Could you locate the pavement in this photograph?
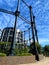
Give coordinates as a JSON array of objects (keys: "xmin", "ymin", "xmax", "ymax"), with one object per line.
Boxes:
[{"xmin": 19, "ymin": 57, "xmax": 49, "ymax": 65}]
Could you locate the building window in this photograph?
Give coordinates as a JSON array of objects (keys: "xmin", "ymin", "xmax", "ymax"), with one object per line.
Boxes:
[
  {"xmin": 3, "ymin": 36, "xmax": 7, "ymax": 42},
  {"xmin": 8, "ymin": 36, "xmax": 12, "ymax": 42},
  {"xmin": 10, "ymin": 30, "xmax": 13, "ymax": 35}
]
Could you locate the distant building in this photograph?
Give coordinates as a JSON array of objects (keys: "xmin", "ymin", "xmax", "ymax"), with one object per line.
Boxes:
[
  {"xmin": 0, "ymin": 27, "xmax": 28, "ymax": 49},
  {"xmin": 1, "ymin": 27, "xmax": 23, "ymax": 44},
  {"xmin": 16, "ymin": 29, "xmax": 23, "ymax": 44}
]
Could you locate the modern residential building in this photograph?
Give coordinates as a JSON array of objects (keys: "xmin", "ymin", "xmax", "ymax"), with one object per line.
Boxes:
[
  {"xmin": 0, "ymin": 27, "xmax": 28, "ymax": 49},
  {"xmin": 1, "ymin": 27, "xmax": 23, "ymax": 44}
]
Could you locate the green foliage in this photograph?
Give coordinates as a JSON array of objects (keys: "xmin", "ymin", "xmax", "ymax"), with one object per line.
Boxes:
[
  {"xmin": 43, "ymin": 45, "xmax": 49, "ymax": 57},
  {"xmin": 0, "ymin": 42, "xmax": 11, "ymax": 55},
  {"xmin": 36, "ymin": 42, "xmax": 42, "ymax": 54},
  {"xmin": 14, "ymin": 46, "xmax": 32, "ymax": 56},
  {"xmin": 0, "ymin": 53, "xmax": 6, "ymax": 57},
  {"xmin": 0, "ymin": 42, "xmax": 11, "ymax": 44},
  {"xmin": 29, "ymin": 42, "xmax": 42, "ymax": 54},
  {"xmin": 16, "ymin": 53, "xmax": 32, "ymax": 56},
  {"xmin": 23, "ymin": 47, "xmax": 29, "ymax": 53},
  {"xmin": 14, "ymin": 48, "xmax": 20, "ymax": 55}
]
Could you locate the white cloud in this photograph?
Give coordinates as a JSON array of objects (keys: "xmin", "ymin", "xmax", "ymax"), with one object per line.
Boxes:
[
  {"xmin": 39, "ymin": 38, "xmax": 49, "ymax": 44},
  {"xmin": 35, "ymin": 0, "xmax": 40, "ymax": 6}
]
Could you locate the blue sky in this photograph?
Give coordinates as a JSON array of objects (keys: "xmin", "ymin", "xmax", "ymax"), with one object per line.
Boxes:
[{"xmin": 0, "ymin": 0, "xmax": 49, "ymax": 46}]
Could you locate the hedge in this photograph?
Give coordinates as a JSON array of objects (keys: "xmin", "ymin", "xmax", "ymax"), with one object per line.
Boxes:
[{"xmin": 0, "ymin": 53, "xmax": 6, "ymax": 57}]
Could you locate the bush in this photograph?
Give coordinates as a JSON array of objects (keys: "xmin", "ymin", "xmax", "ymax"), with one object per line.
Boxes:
[
  {"xmin": 43, "ymin": 45, "xmax": 49, "ymax": 57},
  {"xmin": 36, "ymin": 42, "xmax": 42, "ymax": 54},
  {"xmin": 0, "ymin": 53, "xmax": 6, "ymax": 57},
  {"xmin": 14, "ymin": 48, "xmax": 20, "ymax": 55},
  {"xmin": 21, "ymin": 53, "xmax": 32, "ymax": 56},
  {"xmin": 16, "ymin": 53, "xmax": 32, "ymax": 56},
  {"xmin": 0, "ymin": 42, "xmax": 11, "ymax": 55},
  {"xmin": 14, "ymin": 47, "xmax": 32, "ymax": 56},
  {"xmin": 0, "ymin": 42, "xmax": 11, "ymax": 44},
  {"xmin": 29, "ymin": 42, "xmax": 42, "ymax": 54}
]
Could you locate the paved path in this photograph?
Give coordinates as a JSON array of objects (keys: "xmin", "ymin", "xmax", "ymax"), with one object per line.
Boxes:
[{"xmin": 19, "ymin": 57, "xmax": 49, "ymax": 65}]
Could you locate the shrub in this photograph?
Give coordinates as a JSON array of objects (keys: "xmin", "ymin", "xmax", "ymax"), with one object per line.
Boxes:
[
  {"xmin": 14, "ymin": 47, "xmax": 32, "ymax": 56},
  {"xmin": 14, "ymin": 48, "xmax": 19, "ymax": 55},
  {"xmin": 43, "ymin": 45, "xmax": 49, "ymax": 57},
  {"xmin": 0, "ymin": 42, "xmax": 11, "ymax": 44},
  {"xmin": 29, "ymin": 42, "xmax": 42, "ymax": 54},
  {"xmin": 21, "ymin": 53, "xmax": 32, "ymax": 56},
  {"xmin": 36, "ymin": 42, "xmax": 42, "ymax": 54},
  {"xmin": 16, "ymin": 53, "xmax": 32, "ymax": 56},
  {"xmin": 0, "ymin": 53, "xmax": 6, "ymax": 57},
  {"xmin": 0, "ymin": 42, "xmax": 11, "ymax": 55}
]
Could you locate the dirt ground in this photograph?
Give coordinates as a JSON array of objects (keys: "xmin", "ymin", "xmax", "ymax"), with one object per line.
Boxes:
[{"xmin": 19, "ymin": 57, "xmax": 49, "ymax": 65}]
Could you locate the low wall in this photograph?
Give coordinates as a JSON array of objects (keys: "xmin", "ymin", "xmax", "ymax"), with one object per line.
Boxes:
[
  {"xmin": 0, "ymin": 56, "xmax": 36, "ymax": 65},
  {"xmin": 0, "ymin": 55, "xmax": 44, "ymax": 65},
  {"xmin": 39, "ymin": 54, "xmax": 44, "ymax": 60}
]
